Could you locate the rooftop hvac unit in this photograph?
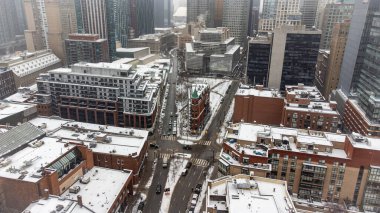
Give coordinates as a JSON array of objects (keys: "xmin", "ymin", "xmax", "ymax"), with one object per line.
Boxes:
[{"xmin": 80, "ymin": 176, "xmax": 91, "ymax": 184}]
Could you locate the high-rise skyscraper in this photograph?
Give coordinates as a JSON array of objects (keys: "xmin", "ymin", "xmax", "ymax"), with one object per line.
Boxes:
[
  {"xmin": 338, "ymin": 0, "xmax": 377, "ymax": 95},
  {"xmin": 75, "ymin": 0, "xmax": 117, "ymax": 60},
  {"xmin": 247, "ymin": 26, "xmax": 320, "ymax": 89},
  {"xmin": 248, "ymin": 0, "xmax": 261, "ymax": 35},
  {"xmin": 115, "ymin": 0, "xmax": 129, "ymax": 47},
  {"xmin": 137, "ymin": 0, "xmax": 155, "ymax": 35},
  {"xmin": 319, "ymin": 2, "xmax": 354, "ymax": 49},
  {"xmin": 315, "ymin": 21, "xmax": 350, "ymax": 99},
  {"xmin": 187, "ymin": 0, "xmax": 213, "ymax": 26},
  {"xmin": 222, "ymin": 0, "xmax": 250, "ymax": 45},
  {"xmin": 260, "ymin": 0, "xmax": 302, "ymax": 31},
  {"xmin": 300, "ymin": 0, "xmax": 319, "ymax": 28},
  {"xmin": 213, "ymin": 0, "xmax": 224, "ymax": 27},
  {"xmin": 24, "ymin": 0, "xmax": 77, "ymax": 63},
  {"xmin": 154, "ymin": 0, "xmax": 173, "ymax": 28}
]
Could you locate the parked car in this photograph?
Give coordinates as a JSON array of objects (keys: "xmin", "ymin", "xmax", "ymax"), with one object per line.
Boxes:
[
  {"xmin": 183, "ymin": 145, "xmax": 192, "ymax": 150},
  {"xmin": 156, "ymin": 184, "xmax": 162, "ymax": 194},
  {"xmin": 137, "ymin": 201, "xmax": 145, "ymax": 210},
  {"xmin": 182, "ymin": 169, "xmax": 188, "ymax": 176},
  {"xmin": 186, "ymin": 162, "xmax": 192, "ymax": 169},
  {"xmin": 194, "ymin": 183, "xmax": 202, "ymax": 194}
]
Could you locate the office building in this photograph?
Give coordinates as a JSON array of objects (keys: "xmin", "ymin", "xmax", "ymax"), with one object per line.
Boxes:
[
  {"xmin": 115, "ymin": 0, "xmax": 130, "ymax": 48},
  {"xmin": 154, "ymin": 0, "xmax": 173, "ymax": 28},
  {"xmin": 260, "ymin": 0, "xmax": 302, "ymax": 32},
  {"xmin": 127, "ymin": 0, "xmax": 154, "ymax": 38},
  {"xmin": 248, "ymin": 0, "xmax": 261, "ymax": 35},
  {"xmin": 0, "ymin": 69, "xmax": 17, "ymax": 99},
  {"xmin": 300, "ymin": 0, "xmax": 319, "ymax": 28},
  {"xmin": 233, "ymin": 84, "xmax": 340, "ymax": 132},
  {"xmin": 315, "ymin": 21, "xmax": 350, "ymax": 99},
  {"xmin": 127, "ymin": 32, "xmax": 177, "ymax": 54},
  {"xmin": 206, "ymin": 174, "xmax": 297, "ymax": 213},
  {"xmin": 185, "ymin": 28, "xmax": 240, "ymax": 75},
  {"xmin": 338, "ymin": 0, "xmax": 377, "ymax": 95},
  {"xmin": 65, "ymin": 34, "xmax": 110, "ymax": 66},
  {"xmin": 222, "ymin": 0, "xmax": 250, "ymax": 45},
  {"xmin": 36, "ymin": 62, "xmax": 166, "ymax": 129},
  {"xmin": 189, "ymin": 84, "xmax": 210, "ymax": 134},
  {"xmin": 187, "ymin": 0, "xmax": 212, "ymax": 26},
  {"xmin": 75, "ymin": 0, "xmax": 117, "ymax": 60},
  {"xmin": 213, "ymin": 0, "xmax": 224, "ymax": 27},
  {"xmin": 246, "ymin": 36, "xmax": 272, "ymax": 86},
  {"xmin": 0, "ymin": 50, "xmax": 62, "ymax": 88},
  {"xmin": 24, "ymin": 0, "xmax": 77, "ymax": 63},
  {"xmin": 219, "ymin": 122, "xmax": 380, "ymax": 211},
  {"xmin": 247, "ymin": 26, "xmax": 321, "ymax": 90},
  {"xmin": 319, "ymin": 2, "xmax": 354, "ymax": 49}
]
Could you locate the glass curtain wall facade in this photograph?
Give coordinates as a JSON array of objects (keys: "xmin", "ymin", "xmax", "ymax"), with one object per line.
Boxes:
[{"xmin": 247, "ymin": 42, "xmax": 272, "ymax": 86}]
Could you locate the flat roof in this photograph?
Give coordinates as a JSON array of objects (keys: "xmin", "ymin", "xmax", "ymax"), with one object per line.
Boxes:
[
  {"xmin": 29, "ymin": 116, "xmax": 71, "ymax": 133},
  {"xmin": 0, "ymin": 137, "xmax": 75, "ymax": 182},
  {"xmin": 116, "ymin": 47, "xmax": 149, "ymax": 53},
  {"xmin": 0, "ymin": 102, "xmax": 37, "ymax": 120},
  {"xmin": 285, "ymin": 102, "xmax": 339, "ymax": 115},
  {"xmin": 24, "ymin": 195, "xmax": 92, "ymax": 213},
  {"xmin": 235, "ymin": 87, "xmax": 282, "ymax": 98},
  {"xmin": 207, "ymin": 175, "xmax": 296, "ymax": 213},
  {"xmin": 4, "ymin": 84, "xmax": 38, "ymax": 103},
  {"xmin": 61, "ymin": 167, "xmax": 132, "ymax": 213}
]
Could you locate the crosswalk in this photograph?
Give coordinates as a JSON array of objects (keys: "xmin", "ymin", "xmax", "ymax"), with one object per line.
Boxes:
[
  {"xmin": 190, "ymin": 158, "xmax": 209, "ymax": 167},
  {"xmin": 198, "ymin": 140, "xmax": 211, "ymax": 146},
  {"xmin": 159, "ymin": 153, "xmax": 173, "ymax": 159},
  {"xmin": 161, "ymin": 135, "xmax": 177, "ymax": 141},
  {"xmin": 157, "ymin": 154, "xmax": 209, "ymax": 167}
]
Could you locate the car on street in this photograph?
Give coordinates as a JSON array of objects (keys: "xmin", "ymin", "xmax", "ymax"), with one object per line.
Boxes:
[
  {"xmin": 182, "ymin": 169, "xmax": 188, "ymax": 176},
  {"xmin": 185, "ymin": 162, "xmax": 192, "ymax": 169},
  {"xmin": 183, "ymin": 145, "xmax": 192, "ymax": 150},
  {"xmin": 149, "ymin": 143, "xmax": 159, "ymax": 149},
  {"xmin": 156, "ymin": 184, "xmax": 162, "ymax": 194},
  {"xmin": 137, "ymin": 201, "xmax": 145, "ymax": 210}
]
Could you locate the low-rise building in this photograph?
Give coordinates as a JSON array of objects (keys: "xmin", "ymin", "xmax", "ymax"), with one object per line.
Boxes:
[
  {"xmin": 189, "ymin": 84, "xmax": 210, "ymax": 134},
  {"xmin": 0, "ymin": 116, "xmax": 145, "ymax": 212},
  {"xmin": 185, "ymin": 27, "xmax": 240, "ymax": 76},
  {"xmin": 36, "ymin": 62, "xmax": 167, "ymax": 130},
  {"xmin": 220, "ymin": 122, "xmax": 380, "ymax": 211},
  {"xmin": 0, "ymin": 101, "xmax": 37, "ymax": 126},
  {"xmin": 115, "ymin": 47, "xmax": 159, "ymax": 66},
  {"xmin": 206, "ymin": 174, "xmax": 297, "ymax": 213},
  {"xmin": 0, "ymin": 50, "xmax": 61, "ymax": 88},
  {"xmin": 233, "ymin": 84, "xmax": 341, "ymax": 133},
  {"xmin": 127, "ymin": 32, "xmax": 177, "ymax": 54}
]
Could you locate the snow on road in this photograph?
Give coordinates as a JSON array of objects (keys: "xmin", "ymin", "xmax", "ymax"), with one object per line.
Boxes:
[
  {"xmin": 131, "ymin": 193, "xmax": 147, "ymax": 212},
  {"xmin": 217, "ymin": 99, "xmax": 235, "ymax": 144},
  {"xmin": 160, "ymin": 158, "xmax": 189, "ymax": 212},
  {"xmin": 194, "ymin": 166, "xmax": 215, "ymax": 213}
]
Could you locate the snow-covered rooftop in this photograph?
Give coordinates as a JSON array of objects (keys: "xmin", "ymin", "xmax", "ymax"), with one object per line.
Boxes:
[
  {"xmin": 24, "ymin": 195, "xmax": 92, "ymax": 213},
  {"xmin": 285, "ymin": 102, "xmax": 339, "ymax": 115},
  {"xmin": 0, "ymin": 137, "xmax": 75, "ymax": 183},
  {"xmin": 235, "ymin": 87, "xmax": 282, "ymax": 98},
  {"xmin": 207, "ymin": 175, "xmax": 296, "ymax": 213},
  {"xmin": 2, "ymin": 50, "xmax": 61, "ymax": 78},
  {"xmin": 61, "ymin": 167, "xmax": 132, "ymax": 213},
  {"xmin": 0, "ymin": 102, "xmax": 37, "ymax": 120}
]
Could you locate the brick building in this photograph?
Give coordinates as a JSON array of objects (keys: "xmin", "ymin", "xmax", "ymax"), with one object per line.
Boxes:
[
  {"xmin": 189, "ymin": 84, "xmax": 210, "ymax": 134},
  {"xmin": 0, "ymin": 117, "xmax": 146, "ymax": 212},
  {"xmin": 65, "ymin": 34, "xmax": 109, "ymax": 66},
  {"xmin": 219, "ymin": 122, "xmax": 380, "ymax": 212},
  {"xmin": 343, "ymin": 99, "xmax": 380, "ymax": 137},
  {"xmin": 233, "ymin": 84, "xmax": 341, "ymax": 133}
]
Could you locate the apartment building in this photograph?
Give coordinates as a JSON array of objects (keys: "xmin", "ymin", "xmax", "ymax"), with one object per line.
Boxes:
[
  {"xmin": 189, "ymin": 84, "xmax": 210, "ymax": 134},
  {"xmin": 0, "ymin": 50, "xmax": 62, "ymax": 88},
  {"xmin": 219, "ymin": 122, "xmax": 380, "ymax": 211},
  {"xmin": 233, "ymin": 84, "xmax": 340, "ymax": 133},
  {"xmin": 65, "ymin": 34, "xmax": 109, "ymax": 66},
  {"xmin": 36, "ymin": 62, "xmax": 166, "ymax": 130}
]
